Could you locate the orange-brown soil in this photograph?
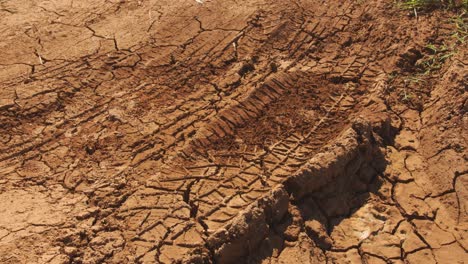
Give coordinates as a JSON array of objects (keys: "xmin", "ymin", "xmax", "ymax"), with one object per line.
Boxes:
[{"xmin": 0, "ymin": 0, "xmax": 466, "ymax": 263}]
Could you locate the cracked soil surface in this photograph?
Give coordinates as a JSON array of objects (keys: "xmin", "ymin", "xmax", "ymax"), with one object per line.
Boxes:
[{"xmin": 0, "ymin": 0, "xmax": 467, "ymax": 263}]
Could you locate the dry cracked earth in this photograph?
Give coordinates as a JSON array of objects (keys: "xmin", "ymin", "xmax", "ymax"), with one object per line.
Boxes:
[{"xmin": 0, "ymin": 0, "xmax": 467, "ymax": 263}]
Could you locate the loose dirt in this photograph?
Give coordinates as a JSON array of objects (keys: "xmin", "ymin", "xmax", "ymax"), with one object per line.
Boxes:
[{"xmin": 0, "ymin": 0, "xmax": 466, "ymax": 263}]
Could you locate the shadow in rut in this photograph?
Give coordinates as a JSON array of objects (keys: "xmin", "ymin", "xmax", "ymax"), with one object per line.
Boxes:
[{"xmin": 248, "ymin": 145, "xmax": 388, "ymax": 263}]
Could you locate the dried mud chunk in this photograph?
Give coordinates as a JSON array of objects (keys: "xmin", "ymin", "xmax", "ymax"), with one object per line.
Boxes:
[
  {"xmin": 139, "ymin": 224, "xmax": 167, "ymax": 243},
  {"xmin": 425, "ymin": 193, "xmax": 464, "ymax": 236},
  {"xmin": 404, "ymin": 153, "xmax": 425, "ymax": 172},
  {"xmin": 0, "ymin": 189, "xmax": 71, "ymax": 229},
  {"xmin": 84, "ymin": 231, "xmax": 125, "ymax": 263},
  {"xmin": 433, "ymin": 242, "xmax": 466, "ymax": 264},
  {"xmin": 394, "ymin": 182, "xmax": 433, "ymax": 218},
  {"xmin": 395, "ymin": 221, "xmax": 426, "ymax": 253},
  {"xmin": 173, "ymin": 223, "xmax": 205, "ymax": 246},
  {"xmin": 304, "ymin": 219, "xmax": 332, "ymax": 250},
  {"xmin": 284, "ymin": 127, "xmax": 362, "ymax": 199},
  {"xmin": 361, "ymin": 233, "xmax": 401, "ymax": 260},
  {"xmin": 208, "ymin": 206, "xmax": 268, "ymax": 264},
  {"xmin": 139, "ymin": 249, "xmax": 158, "ymax": 264},
  {"xmin": 176, "ymin": 247, "xmax": 211, "ymax": 264},
  {"xmin": 254, "ymin": 232, "xmax": 284, "ymax": 260},
  {"xmin": 400, "ymin": 109, "xmax": 422, "ymax": 131},
  {"xmin": 424, "ymin": 150, "xmax": 465, "ymax": 196},
  {"xmin": 75, "ymin": 207, "xmax": 99, "ymax": 220},
  {"xmin": 327, "ymin": 248, "xmax": 362, "ymax": 264},
  {"xmin": 159, "ymin": 245, "xmax": 191, "ymax": 264},
  {"xmin": 405, "ymin": 249, "xmax": 436, "ymax": 264},
  {"xmin": 412, "ymin": 220, "xmax": 456, "ymax": 249},
  {"xmin": 283, "ymin": 224, "xmax": 301, "ymax": 242},
  {"xmin": 262, "ymin": 187, "xmax": 289, "ymax": 223},
  {"xmin": 396, "ymin": 48, "xmax": 422, "ymax": 72},
  {"xmin": 0, "ymin": 87, "xmax": 15, "ymax": 109},
  {"xmin": 17, "ymin": 160, "xmax": 51, "ymax": 179},
  {"xmin": 63, "ymin": 246, "xmax": 78, "ymax": 257},
  {"xmin": 63, "ymin": 170, "xmax": 84, "ymax": 190},
  {"xmin": 330, "ymin": 204, "xmax": 385, "ymax": 250},
  {"xmin": 207, "ymin": 187, "xmax": 288, "ymax": 263},
  {"xmin": 276, "ymin": 233, "xmax": 324, "ymax": 263},
  {"xmin": 280, "ymin": 205, "xmax": 303, "ymax": 242},
  {"xmin": 44, "ymin": 253, "xmax": 69, "ymax": 264},
  {"xmin": 395, "ymin": 129, "xmax": 419, "ymax": 150},
  {"xmin": 361, "ymin": 254, "xmax": 387, "ymax": 264}
]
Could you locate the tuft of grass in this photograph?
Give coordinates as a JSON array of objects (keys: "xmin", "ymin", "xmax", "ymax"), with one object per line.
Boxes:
[
  {"xmin": 399, "ymin": 0, "xmax": 468, "ymax": 10},
  {"xmin": 416, "ymin": 43, "xmax": 454, "ymax": 74},
  {"xmin": 450, "ymin": 12, "xmax": 468, "ymax": 43}
]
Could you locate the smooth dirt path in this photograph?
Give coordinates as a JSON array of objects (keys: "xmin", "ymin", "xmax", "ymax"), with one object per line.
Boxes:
[{"xmin": 0, "ymin": 0, "xmax": 466, "ymax": 263}]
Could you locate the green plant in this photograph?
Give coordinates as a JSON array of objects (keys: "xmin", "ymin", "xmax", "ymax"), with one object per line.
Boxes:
[
  {"xmin": 415, "ymin": 43, "xmax": 455, "ymax": 74},
  {"xmin": 400, "ymin": 89, "xmax": 414, "ymax": 101},
  {"xmin": 404, "ymin": 76, "xmax": 424, "ymax": 83},
  {"xmin": 450, "ymin": 13, "xmax": 468, "ymax": 43},
  {"xmin": 399, "ymin": 0, "xmax": 468, "ymax": 10}
]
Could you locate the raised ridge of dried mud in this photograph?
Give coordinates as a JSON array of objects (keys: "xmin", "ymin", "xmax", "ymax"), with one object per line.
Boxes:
[
  {"xmin": 203, "ymin": 117, "xmax": 386, "ymax": 263},
  {"xmin": 0, "ymin": 0, "xmax": 466, "ymax": 263}
]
